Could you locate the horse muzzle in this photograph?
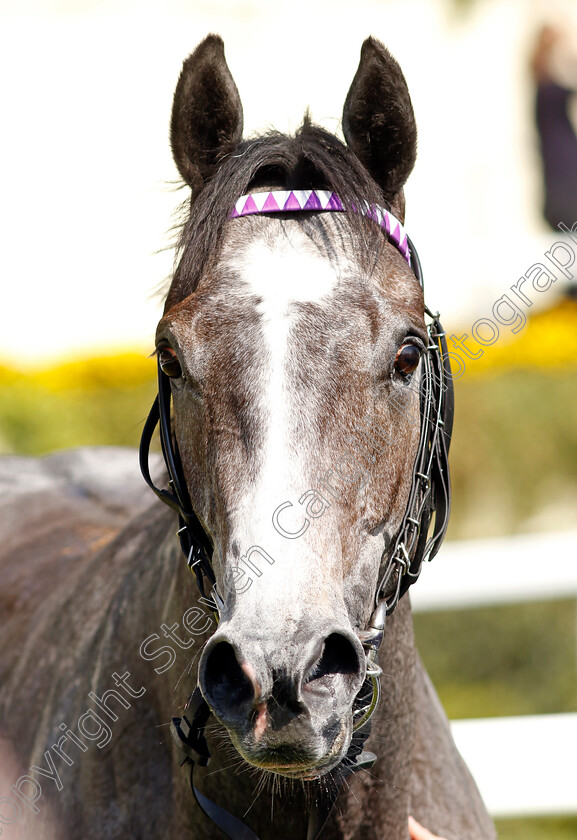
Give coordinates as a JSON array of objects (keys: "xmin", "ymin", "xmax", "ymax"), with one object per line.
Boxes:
[{"xmin": 198, "ymin": 623, "xmax": 366, "ymax": 777}]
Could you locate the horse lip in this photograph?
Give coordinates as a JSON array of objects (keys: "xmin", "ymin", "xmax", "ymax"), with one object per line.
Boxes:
[
  {"xmin": 235, "ymin": 715, "xmax": 350, "ymax": 779},
  {"xmin": 254, "ymin": 751, "xmax": 344, "ymax": 780},
  {"xmin": 250, "ymin": 756, "xmax": 339, "ymax": 779}
]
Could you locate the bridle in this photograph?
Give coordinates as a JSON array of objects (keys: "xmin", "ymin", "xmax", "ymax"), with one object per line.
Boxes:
[{"xmin": 139, "ymin": 189, "xmax": 454, "ymax": 840}]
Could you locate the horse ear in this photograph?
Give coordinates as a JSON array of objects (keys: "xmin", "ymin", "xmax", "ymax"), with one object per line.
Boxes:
[
  {"xmin": 171, "ymin": 35, "xmax": 243, "ymax": 193},
  {"xmin": 342, "ymin": 38, "xmax": 417, "ymax": 211}
]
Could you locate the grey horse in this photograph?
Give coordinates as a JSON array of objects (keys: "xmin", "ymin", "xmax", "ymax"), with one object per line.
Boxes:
[{"xmin": 0, "ymin": 36, "xmax": 496, "ymax": 840}]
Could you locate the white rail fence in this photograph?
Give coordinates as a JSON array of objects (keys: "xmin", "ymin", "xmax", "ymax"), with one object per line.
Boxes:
[{"xmin": 411, "ymin": 529, "xmax": 577, "ymax": 819}]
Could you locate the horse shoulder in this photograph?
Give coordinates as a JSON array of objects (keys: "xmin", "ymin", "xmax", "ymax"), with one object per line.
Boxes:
[
  {"xmin": 409, "ymin": 655, "xmax": 497, "ymax": 840},
  {"xmin": 0, "ymin": 450, "xmax": 188, "ymax": 840}
]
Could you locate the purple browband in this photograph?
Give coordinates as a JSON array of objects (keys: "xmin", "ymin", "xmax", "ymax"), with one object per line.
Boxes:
[{"xmin": 229, "ymin": 190, "xmax": 411, "ymax": 266}]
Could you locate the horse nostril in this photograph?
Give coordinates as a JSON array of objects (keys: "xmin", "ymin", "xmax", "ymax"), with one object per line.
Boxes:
[
  {"xmin": 201, "ymin": 640, "xmax": 255, "ymax": 716},
  {"xmin": 304, "ymin": 632, "xmax": 364, "ymax": 692}
]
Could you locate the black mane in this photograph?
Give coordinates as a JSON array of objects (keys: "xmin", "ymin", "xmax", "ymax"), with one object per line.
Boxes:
[{"xmin": 166, "ymin": 120, "xmax": 390, "ymax": 309}]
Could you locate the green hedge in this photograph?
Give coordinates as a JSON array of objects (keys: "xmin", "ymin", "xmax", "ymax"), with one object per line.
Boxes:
[{"xmin": 3, "ymin": 359, "xmax": 576, "ymax": 539}]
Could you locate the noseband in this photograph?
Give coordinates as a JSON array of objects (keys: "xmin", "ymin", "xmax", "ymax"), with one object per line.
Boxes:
[{"xmin": 139, "ymin": 189, "xmax": 454, "ymax": 840}]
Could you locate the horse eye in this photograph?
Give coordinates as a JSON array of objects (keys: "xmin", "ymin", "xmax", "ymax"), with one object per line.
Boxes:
[
  {"xmin": 158, "ymin": 347, "xmax": 183, "ymax": 379},
  {"xmin": 394, "ymin": 344, "xmax": 421, "ymax": 376}
]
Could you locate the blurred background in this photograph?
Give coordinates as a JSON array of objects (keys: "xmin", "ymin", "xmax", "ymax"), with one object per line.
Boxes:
[{"xmin": 1, "ymin": 0, "xmax": 576, "ymax": 837}]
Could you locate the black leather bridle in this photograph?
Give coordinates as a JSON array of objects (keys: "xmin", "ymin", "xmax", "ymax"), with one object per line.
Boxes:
[
  {"xmin": 139, "ymin": 224, "xmax": 454, "ymax": 840},
  {"xmin": 139, "ymin": 366, "xmax": 216, "ymax": 600}
]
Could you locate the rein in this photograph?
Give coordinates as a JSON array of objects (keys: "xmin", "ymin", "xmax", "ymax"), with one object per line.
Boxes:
[{"xmin": 139, "ymin": 190, "xmax": 454, "ymax": 840}]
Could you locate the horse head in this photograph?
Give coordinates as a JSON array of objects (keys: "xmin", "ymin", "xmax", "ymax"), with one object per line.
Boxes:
[{"xmin": 144, "ymin": 35, "xmax": 450, "ymax": 783}]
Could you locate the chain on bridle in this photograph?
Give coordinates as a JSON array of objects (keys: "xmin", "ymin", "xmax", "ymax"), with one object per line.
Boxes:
[
  {"xmin": 355, "ymin": 242, "xmax": 454, "ymax": 721},
  {"xmin": 138, "ymin": 192, "xmax": 454, "ymax": 840}
]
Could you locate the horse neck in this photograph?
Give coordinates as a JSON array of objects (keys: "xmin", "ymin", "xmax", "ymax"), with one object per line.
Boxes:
[
  {"xmin": 104, "ymin": 503, "xmax": 214, "ymax": 705},
  {"xmin": 323, "ymin": 595, "xmax": 416, "ymax": 840}
]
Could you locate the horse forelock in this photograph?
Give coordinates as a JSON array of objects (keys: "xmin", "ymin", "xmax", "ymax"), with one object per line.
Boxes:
[{"xmin": 164, "ymin": 120, "xmax": 393, "ymax": 311}]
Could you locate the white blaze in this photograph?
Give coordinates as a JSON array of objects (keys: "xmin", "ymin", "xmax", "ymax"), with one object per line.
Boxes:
[
  {"xmin": 231, "ymin": 233, "xmax": 342, "ymax": 610},
  {"xmin": 244, "ymin": 234, "xmax": 338, "ymax": 494}
]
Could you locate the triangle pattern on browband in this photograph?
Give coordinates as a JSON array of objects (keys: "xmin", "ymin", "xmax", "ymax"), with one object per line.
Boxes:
[{"xmin": 229, "ymin": 190, "xmax": 411, "ymax": 266}]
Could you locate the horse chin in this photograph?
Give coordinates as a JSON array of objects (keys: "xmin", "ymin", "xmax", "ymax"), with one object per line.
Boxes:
[
  {"xmin": 262, "ymin": 753, "xmax": 346, "ymax": 781},
  {"xmin": 229, "ymin": 716, "xmax": 351, "ymax": 780}
]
